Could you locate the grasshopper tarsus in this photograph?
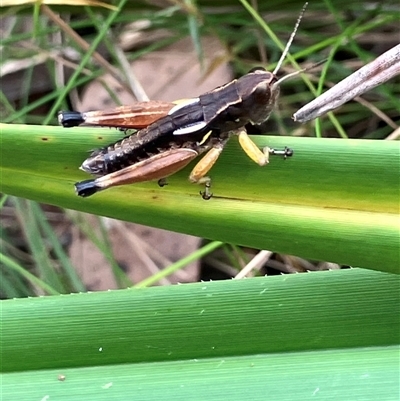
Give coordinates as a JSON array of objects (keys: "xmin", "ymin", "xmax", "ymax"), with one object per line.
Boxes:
[
  {"xmin": 158, "ymin": 178, "xmax": 168, "ymax": 187},
  {"xmin": 269, "ymin": 146, "xmax": 294, "ymax": 159},
  {"xmin": 200, "ymin": 182, "xmax": 213, "ymax": 200},
  {"xmin": 200, "ymin": 190, "xmax": 213, "ymax": 200}
]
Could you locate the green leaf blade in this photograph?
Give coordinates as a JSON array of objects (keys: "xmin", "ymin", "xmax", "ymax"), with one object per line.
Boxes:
[
  {"xmin": 1, "ymin": 124, "xmax": 399, "ymax": 272},
  {"xmin": 2, "ymin": 269, "xmax": 399, "ymax": 373}
]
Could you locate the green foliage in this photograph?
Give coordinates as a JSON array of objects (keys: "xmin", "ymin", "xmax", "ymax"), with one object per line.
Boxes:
[
  {"xmin": 1, "ymin": 123, "xmax": 399, "ymax": 272},
  {"xmin": 2, "ymin": 269, "xmax": 399, "ymax": 400}
]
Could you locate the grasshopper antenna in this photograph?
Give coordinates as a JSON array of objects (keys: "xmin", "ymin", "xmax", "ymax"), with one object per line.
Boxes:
[
  {"xmin": 272, "ymin": 2, "xmax": 308, "ymax": 76},
  {"xmin": 276, "ymin": 58, "xmax": 326, "ymax": 85},
  {"xmin": 271, "ymin": 3, "xmax": 325, "ymax": 87}
]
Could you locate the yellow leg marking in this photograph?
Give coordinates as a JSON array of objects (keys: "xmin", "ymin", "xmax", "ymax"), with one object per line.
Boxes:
[
  {"xmin": 237, "ymin": 129, "xmax": 269, "ymax": 166},
  {"xmin": 189, "ymin": 146, "xmax": 224, "ymax": 183},
  {"xmin": 197, "ymin": 130, "xmax": 212, "ymax": 146}
]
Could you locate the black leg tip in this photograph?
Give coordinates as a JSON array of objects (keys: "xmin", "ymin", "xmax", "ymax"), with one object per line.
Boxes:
[
  {"xmin": 158, "ymin": 178, "xmax": 168, "ymax": 187},
  {"xmin": 200, "ymin": 183, "xmax": 213, "ymax": 200},
  {"xmin": 75, "ymin": 180, "xmax": 100, "ymax": 197},
  {"xmin": 284, "ymin": 147, "xmax": 294, "ymax": 158},
  {"xmin": 58, "ymin": 111, "xmax": 85, "ymax": 127},
  {"xmin": 269, "ymin": 146, "xmax": 294, "ymax": 159}
]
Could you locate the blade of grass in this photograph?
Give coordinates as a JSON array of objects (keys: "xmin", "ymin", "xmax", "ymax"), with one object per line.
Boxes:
[
  {"xmin": 1, "ymin": 268, "xmax": 398, "ymax": 373},
  {"xmin": 0, "ymin": 123, "xmax": 398, "ymax": 272},
  {"xmin": 2, "ymin": 345, "xmax": 399, "ymax": 401},
  {"xmin": 134, "ymin": 240, "xmax": 224, "ymax": 288},
  {"xmin": 0, "ymin": 252, "xmax": 59, "ymax": 296},
  {"xmin": 66, "ymin": 212, "xmax": 132, "ymax": 288},
  {"xmin": 43, "ymin": 0, "xmax": 129, "ymax": 125},
  {"xmin": 13, "ymin": 198, "xmax": 65, "ymax": 293},
  {"xmin": 30, "ymin": 202, "xmax": 86, "ymax": 292}
]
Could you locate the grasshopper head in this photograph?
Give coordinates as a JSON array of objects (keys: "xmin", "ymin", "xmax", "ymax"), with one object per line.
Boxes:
[{"xmin": 236, "ymin": 68, "xmax": 279, "ymax": 125}]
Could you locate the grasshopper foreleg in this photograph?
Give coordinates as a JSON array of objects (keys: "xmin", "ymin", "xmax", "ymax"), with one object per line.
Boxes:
[
  {"xmin": 237, "ymin": 129, "xmax": 270, "ymax": 166},
  {"xmin": 236, "ymin": 128, "xmax": 294, "ymax": 164}
]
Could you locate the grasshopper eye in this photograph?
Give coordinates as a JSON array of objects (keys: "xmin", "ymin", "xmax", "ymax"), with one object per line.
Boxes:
[{"xmin": 173, "ymin": 121, "xmax": 207, "ymax": 135}]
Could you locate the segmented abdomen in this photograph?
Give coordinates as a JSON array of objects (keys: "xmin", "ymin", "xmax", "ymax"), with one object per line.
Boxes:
[{"xmin": 81, "ymin": 114, "xmax": 202, "ymax": 176}]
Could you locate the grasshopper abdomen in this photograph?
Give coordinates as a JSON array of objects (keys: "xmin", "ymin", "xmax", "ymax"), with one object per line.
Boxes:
[{"xmin": 80, "ymin": 112, "xmax": 212, "ymax": 176}]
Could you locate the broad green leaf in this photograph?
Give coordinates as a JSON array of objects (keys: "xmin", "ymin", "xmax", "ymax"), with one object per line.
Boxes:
[
  {"xmin": 2, "ymin": 269, "xmax": 399, "ymax": 400},
  {"xmin": 1, "ymin": 123, "xmax": 398, "ymax": 272}
]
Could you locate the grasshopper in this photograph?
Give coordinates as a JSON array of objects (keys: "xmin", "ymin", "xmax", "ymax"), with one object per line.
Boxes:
[{"xmin": 59, "ymin": 5, "xmax": 311, "ymax": 199}]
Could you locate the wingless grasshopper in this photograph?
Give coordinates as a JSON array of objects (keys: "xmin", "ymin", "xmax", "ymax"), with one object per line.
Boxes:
[{"xmin": 59, "ymin": 4, "xmax": 312, "ymax": 199}]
